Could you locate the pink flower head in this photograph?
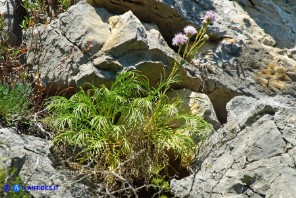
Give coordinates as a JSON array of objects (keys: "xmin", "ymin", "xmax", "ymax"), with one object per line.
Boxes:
[
  {"xmin": 172, "ymin": 33, "xmax": 188, "ymax": 46},
  {"xmin": 203, "ymin": 11, "xmax": 216, "ymax": 24},
  {"xmin": 184, "ymin": 25, "xmax": 197, "ymax": 36}
]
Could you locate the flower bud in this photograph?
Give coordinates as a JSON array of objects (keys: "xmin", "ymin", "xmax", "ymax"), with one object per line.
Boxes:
[
  {"xmin": 203, "ymin": 34, "xmax": 209, "ymax": 40},
  {"xmin": 202, "ymin": 11, "xmax": 216, "ymax": 24}
]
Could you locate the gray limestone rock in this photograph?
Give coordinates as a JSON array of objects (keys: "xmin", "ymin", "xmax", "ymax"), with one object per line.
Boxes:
[
  {"xmin": 167, "ymin": 88, "xmax": 221, "ymax": 130},
  {"xmin": 90, "ymin": 0, "xmax": 296, "ymax": 49},
  {"xmin": 0, "ymin": 128, "xmax": 94, "ymax": 198},
  {"xmin": 26, "ymin": 1, "xmax": 203, "ymax": 95},
  {"xmin": 171, "ymin": 96, "xmax": 296, "ymax": 198},
  {"xmin": 87, "ymin": 0, "xmax": 296, "ymax": 124}
]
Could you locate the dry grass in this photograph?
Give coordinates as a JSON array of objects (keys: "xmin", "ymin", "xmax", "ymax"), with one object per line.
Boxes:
[{"xmin": 257, "ymin": 60, "xmax": 291, "ymax": 91}]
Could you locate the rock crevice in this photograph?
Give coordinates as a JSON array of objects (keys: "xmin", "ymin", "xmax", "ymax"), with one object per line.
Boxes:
[{"xmin": 171, "ymin": 96, "xmax": 296, "ymax": 198}]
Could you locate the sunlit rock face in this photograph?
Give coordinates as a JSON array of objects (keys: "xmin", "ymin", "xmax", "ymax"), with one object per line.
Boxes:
[
  {"xmin": 81, "ymin": 1, "xmax": 296, "ymax": 197},
  {"xmin": 171, "ymin": 96, "xmax": 296, "ymax": 197},
  {"xmin": 87, "ymin": 0, "xmax": 296, "ymax": 120},
  {"xmin": 16, "ymin": 1, "xmax": 296, "ymax": 196},
  {"xmin": 26, "ymin": 2, "xmax": 203, "ymax": 95}
]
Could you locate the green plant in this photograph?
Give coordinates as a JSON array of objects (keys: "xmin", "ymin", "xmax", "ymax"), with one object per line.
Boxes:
[
  {"xmin": 58, "ymin": 0, "xmax": 72, "ymax": 11},
  {"xmin": 0, "ymin": 13, "xmax": 8, "ymax": 43},
  {"xmin": 0, "ymin": 27, "xmax": 45, "ymax": 115},
  {"xmin": 0, "ymin": 13, "xmax": 5, "ymax": 32},
  {"xmin": 21, "ymin": 0, "xmax": 48, "ymax": 28},
  {"xmin": 21, "ymin": 0, "xmax": 76, "ymax": 28},
  {"xmin": 0, "ymin": 83, "xmax": 32, "ymax": 124},
  {"xmin": 150, "ymin": 165, "xmax": 170, "ymax": 197},
  {"xmin": 172, "ymin": 11, "xmax": 216, "ymax": 63},
  {"xmin": 0, "ymin": 166, "xmax": 31, "ymax": 198},
  {"xmin": 44, "ymin": 11, "xmax": 216, "ymax": 196},
  {"xmin": 20, "ymin": 16, "xmax": 30, "ymax": 32},
  {"xmin": 44, "ymin": 70, "xmax": 212, "ymax": 191}
]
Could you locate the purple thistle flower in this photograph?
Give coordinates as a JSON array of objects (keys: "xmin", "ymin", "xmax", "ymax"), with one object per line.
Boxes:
[
  {"xmin": 184, "ymin": 25, "xmax": 197, "ymax": 36},
  {"xmin": 203, "ymin": 11, "xmax": 216, "ymax": 24},
  {"xmin": 172, "ymin": 33, "xmax": 188, "ymax": 46}
]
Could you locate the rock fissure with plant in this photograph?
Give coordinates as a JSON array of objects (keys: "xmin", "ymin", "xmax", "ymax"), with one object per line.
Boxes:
[{"xmin": 1, "ymin": 0, "xmax": 296, "ymax": 197}]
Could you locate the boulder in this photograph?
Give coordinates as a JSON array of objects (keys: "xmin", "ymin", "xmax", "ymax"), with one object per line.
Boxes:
[
  {"xmin": 25, "ymin": 1, "xmax": 296, "ymax": 123},
  {"xmin": 13, "ymin": 1, "xmax": 296, "ymax": 196},
  {"xmin": 0, "ymin": 128, "xmax": 94, "ymax": 198},
  {"xmin": 170, "ymin": 95, "xmax": 296, "ymax": 198},
  {"xmin": 27, "ymin": 1, "xmax": 203, "ymax": 95},
  {"xmin": 87, "ymin": 0, "xmax": 296, "ymax": 124},
  {"xmin": 89, "ymin": 0, "xmax": 296, "ymax": 49},
  {"xmin": 167, "ymin": 88, "xmax": 221, "ymax": 130}
]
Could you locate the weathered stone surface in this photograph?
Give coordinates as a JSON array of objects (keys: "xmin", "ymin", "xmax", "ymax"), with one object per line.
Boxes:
[
  {"xmin": 28, "ymin": 1, "xmax": 203, "ymax": 95},
  {"xmin": 14, "ymin": 1, "xmax": 296, "ymax": 197},
  {"xmin": 167, "ymin": 88, "xmax": 221, "ymax": 130},
  {"xmin": 88, "ymin": 0, "xmax": 296, "ymax": 124},
  {"xmin": 171, "ymin": 96, "xmax": 296, "ymax": 197},
  {"xmin": 0, "ymin": 128, "xmax": 94, "ymax": 198},
  {"xmin": 237, "ymin": 0, "xmax": 296, "ymax": 49},
  {"xmin": 25, "ymin": 1, "xmax": 296, "ymax": 123},
  {"xmin": 25, "ymin": 3, "xmax": 115, "ymax": 95},
  {"xmin": 194, "ymin": 37, "xmax": 296, "ymax": 125},
  {"xmin": 90, "ymin": 0, "xmax": 296, "ymax": 49}
]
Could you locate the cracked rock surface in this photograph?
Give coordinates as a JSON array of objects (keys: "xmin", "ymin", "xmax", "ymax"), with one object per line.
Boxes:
[
  {"xmin": 27, "ymin": 1, "xmax": 203, "ymax": 95},
  {"xmin": 167, "ymin": 88, "xmax": 221, "ymax": 130},
  {"xmin": 90, "ymin": 0, "xmax": 296, "ymax": 49},
  {"xmin": 171, "ymin": 95, "xmax": 296, "ymax": 198},
  {"xmin": 0, "ymin": 128, "xmax": 94, "ymax": 198},
  {"xmin": 86, "ymin": 0, "xmax": 296, "ymax": 124}
]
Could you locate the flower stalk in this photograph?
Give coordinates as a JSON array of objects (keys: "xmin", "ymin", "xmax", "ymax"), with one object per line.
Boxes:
[{"xmin": 171, "ymin": 10, "xmax": 216, "ymax": 66}]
